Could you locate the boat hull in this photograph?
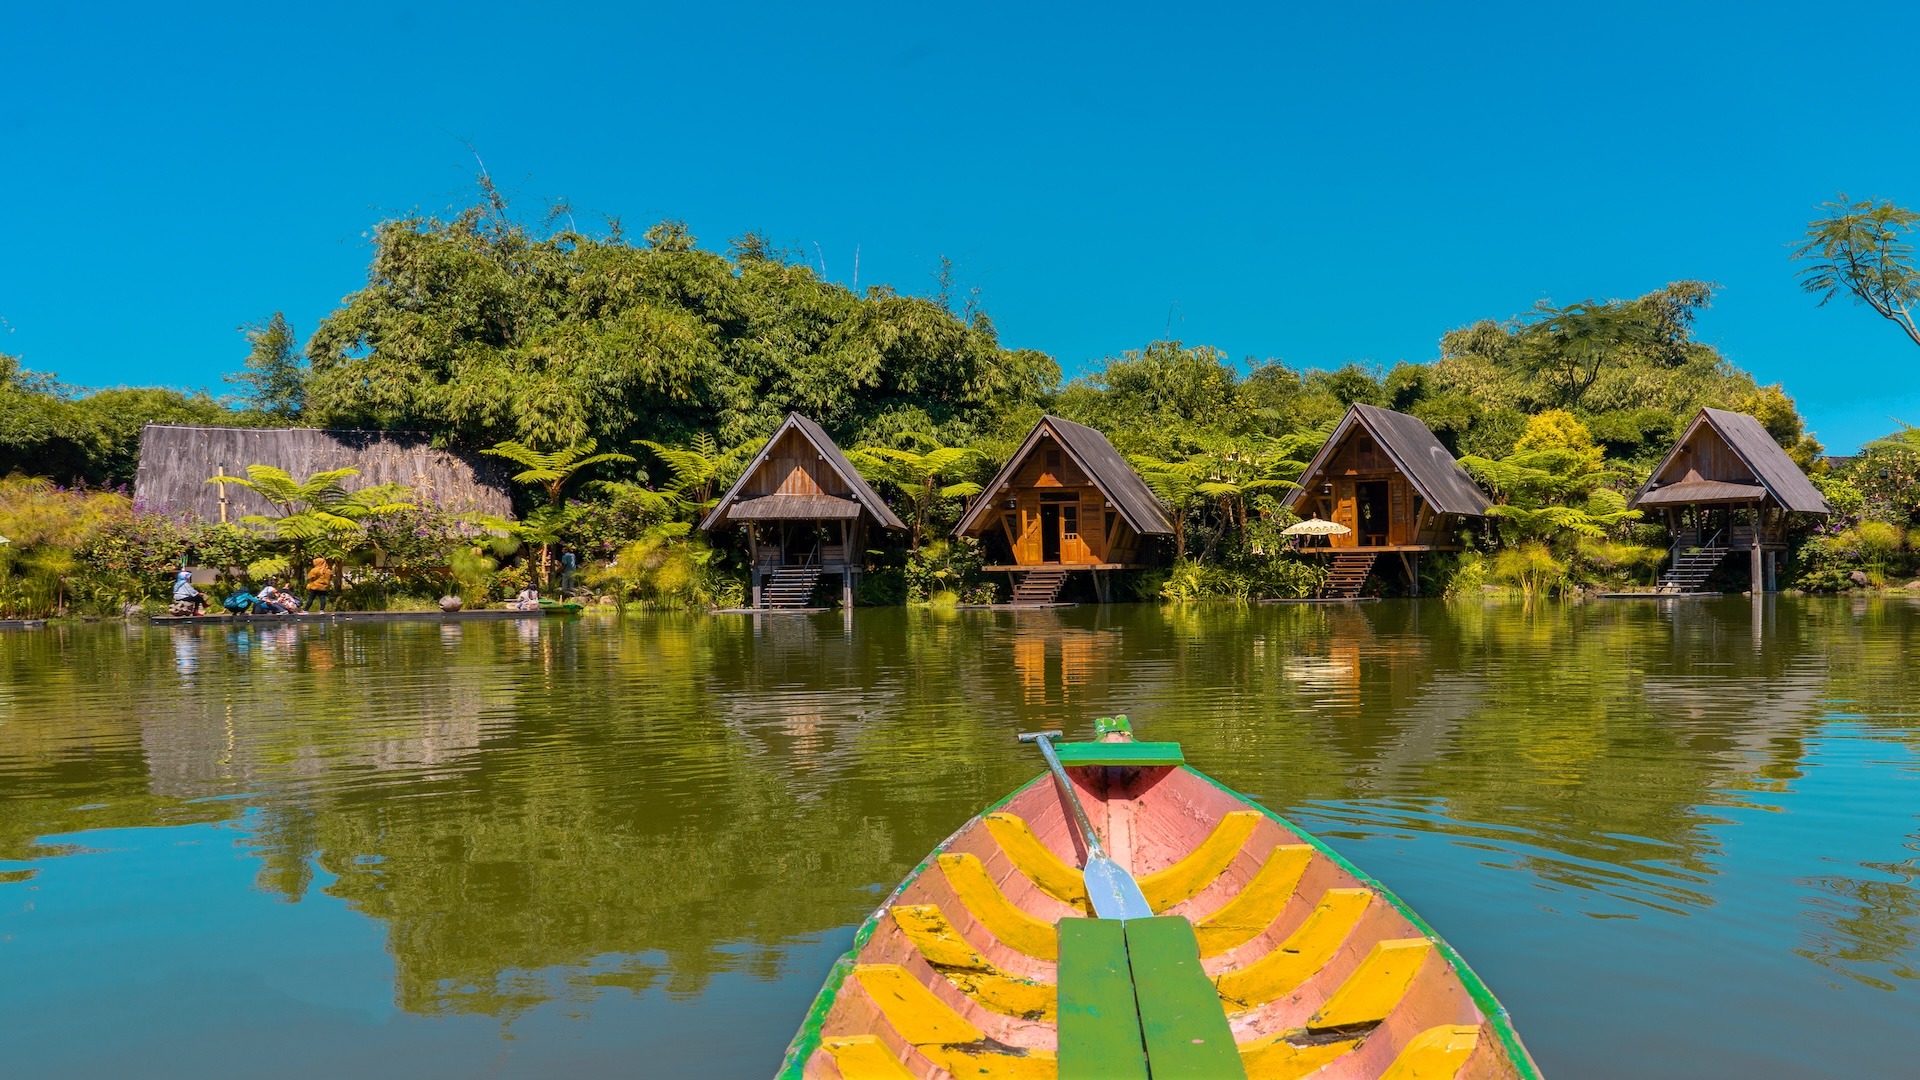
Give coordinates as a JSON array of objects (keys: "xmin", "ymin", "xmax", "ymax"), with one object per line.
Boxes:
[{"xmin": 779, "ymin": 754, "xmax": 1540, "ymax": 1079}]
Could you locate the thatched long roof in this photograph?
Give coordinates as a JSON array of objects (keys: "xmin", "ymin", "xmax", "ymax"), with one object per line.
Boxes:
[{"xmin": 135, "ymin": 425, "xmax": 513, "ymax": 521}]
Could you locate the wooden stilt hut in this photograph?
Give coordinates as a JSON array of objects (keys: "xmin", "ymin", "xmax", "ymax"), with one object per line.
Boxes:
[
  {"xmin": 952, "ymin": 415, "xmax": 1173, "ymax": 605},
  {"xmin": 699, "ymin": 414, "xmax": 905, "ymax": 609},
  {"xmin": 1282, "ymin": 404, "xmax": 1491, "ymax": 597},
  {"xmin": 1628, "ymin": 408, "xmax": 1830, "ymax": 593}
]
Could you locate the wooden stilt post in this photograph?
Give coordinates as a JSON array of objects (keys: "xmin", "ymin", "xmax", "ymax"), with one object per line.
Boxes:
[{"xmin": 1748, "ymin": 502, "xmax": 1763, "ymax": 593}]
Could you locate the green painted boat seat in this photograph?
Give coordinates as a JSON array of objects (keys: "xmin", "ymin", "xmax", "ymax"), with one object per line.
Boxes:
[
  {"xmin": 1057, "ymin": 916, "xmax": 1247, "ymax": 1080},
  {"xmin": 1058, "ymin": 919, "xmax": 1148, "ymax": 1080},
  {"xmin": 1126, "ymin": 916, "xmax": 1245, "ymax": 1077},
  {"xmin": 1052, "ymin": 741, "xmax": 1186, "ymax": 767}
]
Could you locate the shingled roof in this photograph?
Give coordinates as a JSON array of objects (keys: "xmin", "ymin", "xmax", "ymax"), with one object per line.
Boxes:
[
  {"xmin": 954, "ymin": 415, "xmax": 1174, "ymax": 538},
  {"xmin": 1630, "ymin": 408, "xmax": 1830, "ymax": 514},
  {"xmin": 1284, "ymin": 404, "xmax": 1491, "ymax": 516},
  {"xmin": 698, "ymin": 413, "xmax": 906, "ymax": 532}
]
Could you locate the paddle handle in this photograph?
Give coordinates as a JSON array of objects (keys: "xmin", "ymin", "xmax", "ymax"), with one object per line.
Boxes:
[{"xmin": 1019, "ymin": 730, "xmax": 1107, "ymax": 862}]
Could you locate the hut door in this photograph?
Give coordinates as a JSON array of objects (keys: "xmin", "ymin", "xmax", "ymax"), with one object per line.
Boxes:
[
  {"xmin": 1332, "ymin": 482, "xmax": 1358, "ymax": 547},
  {"xmin": 1040, "ymin": 504, "xmax": 1061, "ymax": 562},
  {"xmin": 1356, "ymin": 481, "xmax": 1390, "ymax": 546},
  {"xmin": 1388, "ymin": 479, "xmax": 1411, "ymax": 546}
]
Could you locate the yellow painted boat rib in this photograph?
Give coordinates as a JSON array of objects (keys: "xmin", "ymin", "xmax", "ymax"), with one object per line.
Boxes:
[
  {"xmin": 1380, "ymin": 1025, "xmax": 1481, "ymax": 1080},
  {"xmin": 938, "ymin": 853, "xmax": 1060, "ymax": 960},
  {"xmin": 847, "ymin": 966, "xmax": 1059, "ymax": 1080},
  {"xmin": 890, "ymin": 905, "xmax": 1058, "ymax": 1021},
  {"xmin": 984, "ymin": 813, "xmax": 1091, "ymax": 913},
  {"xmin": 822, "ymin": 1035, "xmax": 918, "ymax": 1079},
  {"xmin": 1193, "ymin": 844, "xmax": 1315, "ymax": 958},
  {"xmin": 1214, "ymin": 888, "xmax": 1373, "ymax": 1012},
  {"xmin": 1138, "ymin": 810, "xmax": 1263, "ymax": 912},
  {"xmin": 854, "ymin": 964, "xmax": 984, "ymax": 1044},
  {"xmin": 1308, "ymin": 938, "xmax": 1435, "ymax": 1033},
  {"xmin": 1237, "ymin": 1032, "xmax": 1360, "ymax": 1080}
]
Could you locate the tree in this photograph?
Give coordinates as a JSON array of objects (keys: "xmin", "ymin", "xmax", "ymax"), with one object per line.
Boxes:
[
  {"xmin": 483, "ymin": 439, "xmax": 635, "ymax": 582},
  {"xmin": 206, "ymin": 465, "xmax": 415, "ymax": 579},
  {"xmin": 227, "ymin": 313, "xmax": 308, "ymax": 421},
  {"xmin": 304, "ymin": 186, "xmax": 1057, "ymax": 451},
  {"xmin": 1793, "ymin": 194, "xmax": 1920, "ymax": 348},
  {"xmin": 1129, "ymin": 453, "xmax": 1205, "ymax": 559},
  {"xmin": 634, "ymin": 433, "xmax": 752, "ymax": 517},
  {"xmin": 847, "ymin": 437, "xmax": 985, "ymax": 550},
  {"xmin": 482, "ymin": 439, "xmax": 635, "ymax": 511}
]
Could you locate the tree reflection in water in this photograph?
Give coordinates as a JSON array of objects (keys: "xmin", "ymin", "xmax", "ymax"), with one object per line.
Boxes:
[{"xmin": 0, "ymin": 598, "xmax": 1918, "ymax": 1076}]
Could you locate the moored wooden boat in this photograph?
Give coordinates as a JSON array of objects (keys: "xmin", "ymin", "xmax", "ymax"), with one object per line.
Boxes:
[{"xmin": 780, "ymin": 718, "xmax": 1540, "ymax": 1079}]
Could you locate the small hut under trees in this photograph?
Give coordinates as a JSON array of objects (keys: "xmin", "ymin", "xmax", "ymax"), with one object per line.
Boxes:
[
  {"xmin": 1628, "ymin": 407, "xmax": 1830, "ymax": 593},
  {"xmin": 1283, "ymin": 404, "xmax": 1492, "ymax": 596},
  {"xmin": 953, "ymin": 415, "xmax": 1173, "ymax": 604},
  {"xmin": 699, "ymin": 413, "xmax": 905, "ymax": 609},
  {"xmin": 134, "ymin": 425, "xmax": 512, "ymax": 522}
]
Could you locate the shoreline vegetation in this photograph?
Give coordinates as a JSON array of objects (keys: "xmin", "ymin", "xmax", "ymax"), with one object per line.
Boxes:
[{"xmin": 4, "ymin": 188, "xmax": 1920, "ymax": 620}]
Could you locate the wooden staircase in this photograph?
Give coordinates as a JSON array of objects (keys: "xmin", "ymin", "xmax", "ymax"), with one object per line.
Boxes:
[
  {"xmin": 760, "ymin": 566, "xmax": 824, "ymax": 609},
  {"xmin": 1011, "ymin": 568, "xmax": 1071, "ymax": 606},
  {"xmin": 1657, "ymin": 545, "xmax": 1727, "ymax": 594},
  {"xmin": 1319, "ymin": 552, "xmax": 1377, "ymax": 599}
]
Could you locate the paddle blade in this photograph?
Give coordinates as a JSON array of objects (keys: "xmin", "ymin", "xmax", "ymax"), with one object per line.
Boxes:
[{"xmin": 1083, "ymin": 856, "xmax": 1155, "ymax": 921}]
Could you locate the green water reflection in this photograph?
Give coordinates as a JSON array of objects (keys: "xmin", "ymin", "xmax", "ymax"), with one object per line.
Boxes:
[{"xmin": 2, "ymin": 599, "xmax": 1919, "ymax": 1078}]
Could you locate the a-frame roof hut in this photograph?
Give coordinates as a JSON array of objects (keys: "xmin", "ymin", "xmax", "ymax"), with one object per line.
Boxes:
[
  {"xmin": 700, "ymin": 413, "xmax": 903, "ymax": 609},
  {"xmin": 954, "ymin": 415, "xmax": 1173, "ymax": 574},
  {"xmin": 1283, "ymin": 403, "xmax": 1490, "ymax": 550},
  {"xmin": 1629, "ymin": 408, "xmax": 1829, "ymax": 515},
  {"xmin": 1628, "ymin": 408, "xmax": 1828, "ymax": 594}
]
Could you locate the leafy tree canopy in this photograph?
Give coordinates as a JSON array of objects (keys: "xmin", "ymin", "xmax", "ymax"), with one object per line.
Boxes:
[{"xmin": 305, "ymin": 198, "xmax": 1059, "ymax": 454}]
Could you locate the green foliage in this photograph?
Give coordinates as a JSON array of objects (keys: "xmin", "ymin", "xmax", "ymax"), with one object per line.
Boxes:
[
  {"xmin": 305, "ymin": 195, "xmax": 1056, "ymax": 451},
  {"xmin": 902, "ymin": 538, "xmax": 985, "ymax": 604},
  {"xmin": 208, "ymin": 465, "xmax": 414, "ymax": 547},
  {"xmin": 589, "ymin": 530, "xmax": 741, "ymax": 610},
  {"xmin": 226, "ymin": 312, "xmax": 307, "ymax": 421},
  {"xmin": 0, "ymin": 355, "xmax": 234, "ymax": 486},
  {"xmin": 1793, "ymin": 194, "xmax": 1920, "ymax": 348},
  {"xmin": 482, "ymin": 439, "xmax": 635, "ymax": 508},
  {"xmin": 848, "ymin": 437, "xmax": 984, "ymax": 549},
  {"xmin": 1492, "ymin": 542, "xmax": 1568, "ymax": 600},
  {"xmin": 633, "ymin": 433, "xmax": 751, "ymax": 513},
  {"xmin": 0, "ymin": 476, "xmax": 136, "ymax": 617},
  {"xmin": 1463, "ymin": 411, "xmax": 1640, "ymax": 557},
  {"xmin": 1151, "ymin": 555, "xmax": 1322, "ymax": 603}
]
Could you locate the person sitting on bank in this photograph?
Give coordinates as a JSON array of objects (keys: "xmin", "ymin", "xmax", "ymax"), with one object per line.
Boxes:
[
  {"xmin": 306, "ymin": 556, "xmax": 334, "ymax": 613},
  {"xmin": 170, "ymin": 571, "xmax": 207, "ymax": 616},
  {"xmin": 511, "ymin": 586, "xmax": 540, "ymax": 611},
  {"xmin": 257, "ymin": 584, "xmax": 301, "ymax": 614}
]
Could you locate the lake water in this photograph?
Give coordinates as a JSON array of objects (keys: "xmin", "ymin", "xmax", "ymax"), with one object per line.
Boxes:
[{"xmin": 2, "ymin": 598, "xmax": 1918, "ymax": 1078}]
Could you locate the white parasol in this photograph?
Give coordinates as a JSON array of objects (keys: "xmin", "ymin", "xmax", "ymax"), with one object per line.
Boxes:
[{"xmin": 1281, "ymin": 518, "xmax": 1350, "ymax": 536}]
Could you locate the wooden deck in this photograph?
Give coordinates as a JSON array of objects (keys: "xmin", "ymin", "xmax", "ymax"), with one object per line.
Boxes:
[{"xmin": 981, "ymin": 563, "xmax": 1150, "ymax": 572}]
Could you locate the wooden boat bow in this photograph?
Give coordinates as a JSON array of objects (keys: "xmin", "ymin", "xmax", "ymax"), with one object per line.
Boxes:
[{"xmin": 779, "ymin": 718, "xmax": 1541, "ymax": 1079}]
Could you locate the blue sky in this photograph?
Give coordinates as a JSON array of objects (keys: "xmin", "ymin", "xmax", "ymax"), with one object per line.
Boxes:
[{"xmin": 3, "ymin": 2, "xmax": 1917, "ymax": 451}]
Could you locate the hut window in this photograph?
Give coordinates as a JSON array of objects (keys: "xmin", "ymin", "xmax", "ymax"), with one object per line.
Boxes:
[
  {"xmin": 1357, "ymin": 436, "xmax": 1375, "ymax": 458},
  {"xmin": 1062, "ymin": 505, "xmax": 1079, "ymax": 540},
  {"xmin": 1046, "ymin": 448, "xmax": 1062, "ymax": 467},
  {"xmin": 1105, "ymin": 510, "xmax": 1116, "ymax": 537}
]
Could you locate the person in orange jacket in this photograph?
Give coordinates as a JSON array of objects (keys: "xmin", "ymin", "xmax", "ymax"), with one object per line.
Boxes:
[{"xmin": 306, "ymin": 556, "xmax": 334, "ymax": 613}]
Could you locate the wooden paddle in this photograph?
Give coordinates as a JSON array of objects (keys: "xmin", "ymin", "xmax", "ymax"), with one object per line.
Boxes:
[{"xmin": 1019, "ymin": 730, "xmax": 1154, "ymax": 920}]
